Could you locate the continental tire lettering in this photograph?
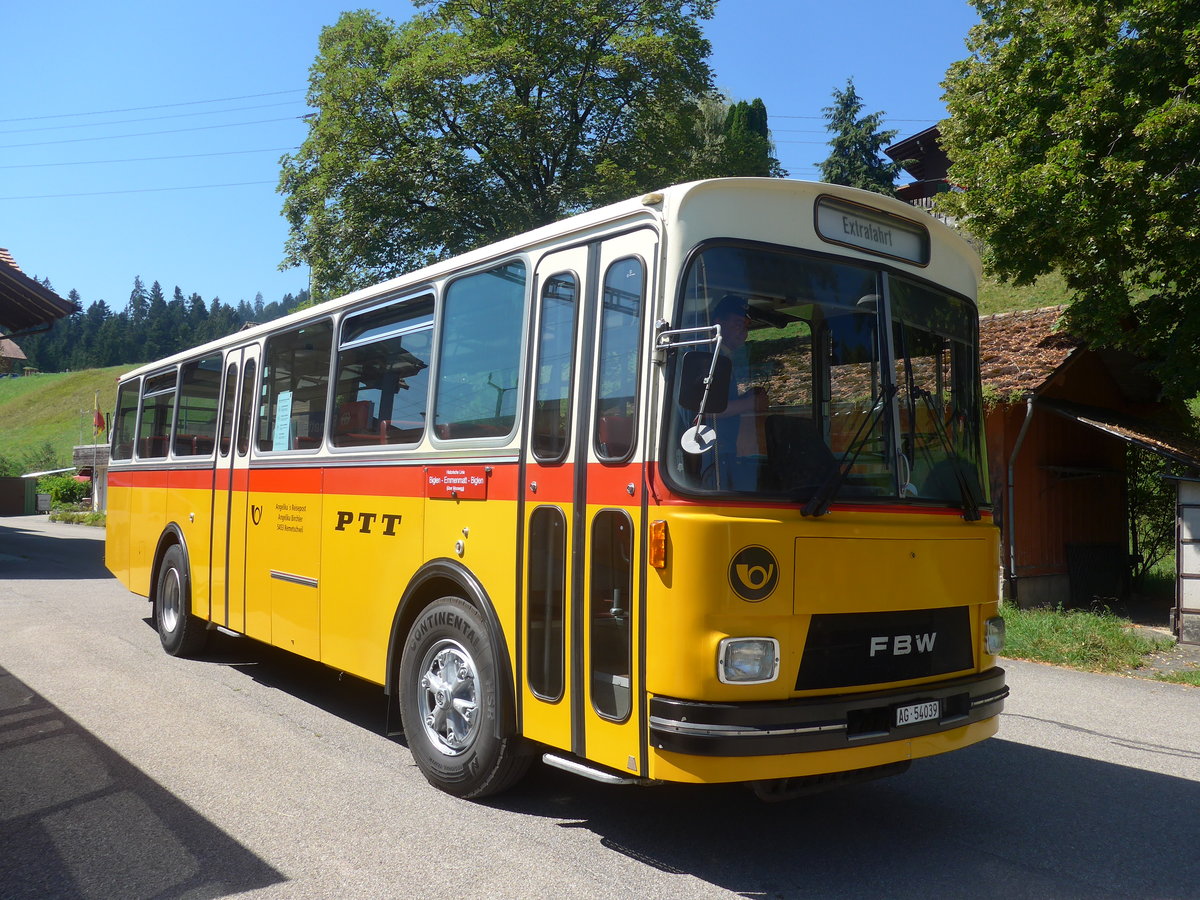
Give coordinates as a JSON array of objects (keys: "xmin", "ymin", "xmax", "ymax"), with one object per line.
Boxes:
[{"xmin": 409, "ymin": 610, "xmax": 478, "ymax": 646}]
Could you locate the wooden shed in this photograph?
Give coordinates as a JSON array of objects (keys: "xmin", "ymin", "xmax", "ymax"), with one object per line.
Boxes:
[{"xmin": 981, "ymin": 307, "xmax": 1200, "ymax": 608}]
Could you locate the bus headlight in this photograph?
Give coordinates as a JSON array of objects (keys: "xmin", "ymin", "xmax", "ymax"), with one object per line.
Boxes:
[
  {"xmin": 718, "ymin": 637, "xmax": 780, "ymax": 684},
  {"xmin": 985, "ymin": 616, "xmax": 1006, "ymax": 655}
]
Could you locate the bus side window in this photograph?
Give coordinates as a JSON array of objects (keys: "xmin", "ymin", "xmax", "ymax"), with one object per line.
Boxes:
[
  {"xmin": 594, "ymin": 258, "xmax": 644, "ymax": 462},
  {"xmin": 174, "ymin": 354, "xmax": 223, "ymax": 457},
  {"xmin": 218, "ymin": 361, "xmax": 238, "ymax": 457},
  {"xmin": 111, "ymin": 380, "xmax": 140, "ymax": 460},
  {"xmin": 590, "ymin": 509, "xmax": 633, "ymax": 721},
  {"xmin": 236, "ymin": 359, "xmax": 256, "ymax": 457},
  {"xmin": 531, "ymin": 272, "xmax": 578, "ymax": 461},
  {"xmin": 136, "ymin": 370, "xmax": 177, "ymax": 460},
  {"xmin": 258, "ymin": 321, "xmax": 333, "ymax": 452},
  {"xmin": 333, "ymin": 296, "xmax": 434, "ymax": 448},
  {"xmin": 434, "ymin": 261, "xmax": 527, "ymax": 440}
]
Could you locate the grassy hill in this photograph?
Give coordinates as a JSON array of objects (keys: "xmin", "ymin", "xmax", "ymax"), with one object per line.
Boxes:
[
  {"xmin": 978, "ymin": 270, "xmax": 1069, "ymax": 316},
  {"xmin": 0, "ymin": 366, "xmax": 131, "ymax": 472}
]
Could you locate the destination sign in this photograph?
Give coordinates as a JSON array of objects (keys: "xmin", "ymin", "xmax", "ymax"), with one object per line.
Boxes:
[
  {"xmin": 425, "ymin": 465, "xmax": 489, "ymax": 500},
  {"xmin": 815, "ymin": 196, "xmax": 930, "ymax": 265}
]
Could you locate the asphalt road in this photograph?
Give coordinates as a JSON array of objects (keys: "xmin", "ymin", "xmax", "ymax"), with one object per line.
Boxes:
[{"xmin": 1, "ymin": 514, "xmax": 1198, "ymax": 900}]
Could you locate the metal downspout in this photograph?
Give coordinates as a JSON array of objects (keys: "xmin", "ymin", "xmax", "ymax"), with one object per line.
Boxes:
[{"xmin": 1006, "ymin": 394, "xmax": 1036, "ymax": 596}]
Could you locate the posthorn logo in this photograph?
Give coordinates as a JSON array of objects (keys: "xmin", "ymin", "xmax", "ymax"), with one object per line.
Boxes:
[{"xmin": 728, "ymin": 546, "xmax": 778, "ymax": 602}]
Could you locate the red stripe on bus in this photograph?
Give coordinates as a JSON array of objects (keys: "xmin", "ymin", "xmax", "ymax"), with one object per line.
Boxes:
[{"xmin": 524, "ymin": 462, "xmax": 575, "ymax": 503}]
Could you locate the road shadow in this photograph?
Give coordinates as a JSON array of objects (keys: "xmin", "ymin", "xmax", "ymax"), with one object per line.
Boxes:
[
  {"xmin": 0, "ymin": 666, "xmax": 285, "ymax": 900},
  {"xmin": 0, "ymin": 519, "xmax": 113, "ymax": 582},
  {"xmin": 489, "ymin": 736, "xmax": 1200, "ymax": 899},
  {"xmin": 178, "ymin": 628, "xmax": 394, "ymax": 739}
]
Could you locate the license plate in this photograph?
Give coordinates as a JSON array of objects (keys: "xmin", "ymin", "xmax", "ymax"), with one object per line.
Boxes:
[{"xmin": 895, "ymin": 700, "xmax": 940, "ymax": 727}]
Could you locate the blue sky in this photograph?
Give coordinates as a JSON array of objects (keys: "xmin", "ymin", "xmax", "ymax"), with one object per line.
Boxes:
[{"xmin": 1, "ymin": 1, "xmax": 980, "ymax": 314}]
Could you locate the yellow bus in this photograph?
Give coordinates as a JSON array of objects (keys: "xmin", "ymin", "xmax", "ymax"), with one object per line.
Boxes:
[{"xmin": 106, "ymin": 178, "xmax": 1006, "ymax": 800}]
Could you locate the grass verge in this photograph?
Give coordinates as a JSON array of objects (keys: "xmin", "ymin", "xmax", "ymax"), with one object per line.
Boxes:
[
  {"xmin": 47, "ymin": 508, "xmax": 106, "ymax": 527},
  {"xmin": 1156, "ymin": 670, "xmax": 1200, "ymax": 687},
  {"xmin": 1001, "ymin": 604, "xmax": 1174, "ymax": 673}
]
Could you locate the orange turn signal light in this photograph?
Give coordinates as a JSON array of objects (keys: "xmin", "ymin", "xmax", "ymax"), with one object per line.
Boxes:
[{"xmin": 649, "ymin": 520, "xmax": 668, "ymax": 569}]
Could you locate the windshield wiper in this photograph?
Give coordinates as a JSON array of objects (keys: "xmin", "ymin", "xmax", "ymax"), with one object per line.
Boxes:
[
  {"xmin": 915, "ymin": 388, "xmax": 981, "ymax": 521},
  {"xmin": 803, "ymin": 384, "xmax": 896, "ymax": 517}
]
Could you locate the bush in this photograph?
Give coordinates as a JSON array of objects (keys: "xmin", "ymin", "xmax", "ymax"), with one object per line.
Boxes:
[
  {"xmin": 48, "ymin": 509, "xmax": 105, "ymax": 527},
  {"xmin": 36, "ymin": 473, "xmax": 89, "ymax": 506}
]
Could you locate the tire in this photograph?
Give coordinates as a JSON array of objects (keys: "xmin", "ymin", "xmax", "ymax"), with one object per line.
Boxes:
[
  {"xmin": 399, "ymin": 596, "xmax": 531, "ymax": 798},
  {"xmin": 155, "ymin": 543, "xmax": 208, "ymax": 657}
]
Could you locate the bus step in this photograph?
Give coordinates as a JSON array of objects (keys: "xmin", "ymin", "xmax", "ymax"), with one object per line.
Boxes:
[{"xmin": 541, "ymin": 753, "xmax": 650, "ymax": 786}]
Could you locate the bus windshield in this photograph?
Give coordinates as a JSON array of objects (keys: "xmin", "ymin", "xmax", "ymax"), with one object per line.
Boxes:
[{"xmin": 663, "ymin": 243, "xmax": 987, "ymax": 512}]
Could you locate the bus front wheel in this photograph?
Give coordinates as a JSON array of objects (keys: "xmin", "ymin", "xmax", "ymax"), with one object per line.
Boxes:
[
  {"xmin": 155, "ymin": 544, "xmax": 208, "ymax": 657},
  {"xmin": 399, "ymin": 596, "xmax": 530, "ymax": 798}
]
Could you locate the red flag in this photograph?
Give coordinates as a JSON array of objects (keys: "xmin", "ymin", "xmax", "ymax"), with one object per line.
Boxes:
[{"xmin": 93, "ymin": 392, "xmax": 106, "ymax": 436}]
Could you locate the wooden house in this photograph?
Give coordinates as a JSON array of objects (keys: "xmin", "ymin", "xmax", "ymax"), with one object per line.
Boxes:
[{"xmin": 980, "ymin": 307, "xmax": 1200, "ymax": 607}]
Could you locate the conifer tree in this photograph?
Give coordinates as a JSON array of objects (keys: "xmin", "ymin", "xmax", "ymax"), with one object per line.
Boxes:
[
  {"xmin": 721, "ymin": 99, "xmax": 787, "ymax": 177},
  {"xmin": 817, "ymin": 78, "xmax": 902, "ymax": 196}
]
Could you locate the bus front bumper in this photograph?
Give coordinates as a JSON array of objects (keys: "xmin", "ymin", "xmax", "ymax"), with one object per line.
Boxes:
[{"xmin": 648, "ymin": 667, "xmax": 1007, "ymax": 757}]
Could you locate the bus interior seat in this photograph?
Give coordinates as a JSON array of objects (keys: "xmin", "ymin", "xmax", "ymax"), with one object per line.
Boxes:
[
  {"xmin": 598, "ymin": 414, "xmax": 634, "ymax": 458},
  {"xmin": 764, "ymin": 415, "xmax": 836, "ymax": 494},
  {"xmin": 335, "ymin": 400, "xmax": 374, "ymax": 435}
]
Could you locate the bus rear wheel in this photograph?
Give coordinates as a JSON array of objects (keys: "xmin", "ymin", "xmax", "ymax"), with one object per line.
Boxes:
[
  {"xmin": 155, "ymin": 544, "xmax": 208, "ymax": 657},
  {"xmin": 399, "ymin": 597, "xmax": 530, "ymax": 798}
]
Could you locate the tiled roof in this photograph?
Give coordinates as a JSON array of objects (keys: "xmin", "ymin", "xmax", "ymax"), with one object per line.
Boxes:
[
  {"xmin": 979, "ymin": 306, "xmax": 1081, "ymax": 396},
  {"xmin": 0, "ymin": 337, "xmax": 26, "ymax": 360}
]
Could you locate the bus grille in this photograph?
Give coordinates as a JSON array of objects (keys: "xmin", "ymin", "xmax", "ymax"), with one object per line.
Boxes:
[{"xmin": 795, "ymin": 607, "xmax": 973, "ymax": 691}]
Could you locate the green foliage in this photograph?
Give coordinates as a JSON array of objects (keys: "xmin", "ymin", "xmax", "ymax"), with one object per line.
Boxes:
[
  {"xmin": 1001, "ymin": 604, "xmax": 1172, "ymax": 672},
  {"xmin": 718, "ymin": 99, "xmax": 787, "ymax": 178},
  {"xmin": 36, "ymin": 473, "xmax": 88, "ymax": 506},
  {"xmin": 1127, "ymin": 446, "xmax": 1181, "ymax": 587},
  {"xmin": 817, "ymin": 78, "xmax": 902, "ymax": 195},
  {"xmin": 940, "ymin": 0, "xmax": 1200, "ymax": 398},
  {"xmin": 279, "ymin": 0, "xmax": 719, "ymax": 295},
  {"xmin": 1157, "ymin": 669, "xmax": 1200, "ymax": 686},
  {"xmin": 976, "ymin": 270, "xmax": 1071, "ymax": 316},
  {"xmin": 48, "ymin": 508, "xmax": 106, "ymax": 527}
]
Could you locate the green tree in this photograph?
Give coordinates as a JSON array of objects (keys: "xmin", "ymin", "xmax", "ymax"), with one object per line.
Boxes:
[
  {"xmin": 940, "ymin": 0, "xmax": 1200, "ymax": 396},
  {"xmin": 279, "ymin": 0, "xmax": 717, "ymax": 294},
  {"xmin": 817, "ymin": 78, "xmax": 902, "ymax": 195},
  {"xmin": 719, "ymin": 99, "xmax": 786, "ymax": 177}
]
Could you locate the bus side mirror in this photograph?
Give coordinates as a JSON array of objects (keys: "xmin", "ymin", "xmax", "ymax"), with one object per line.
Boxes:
[{"xmin": 678, "ymin": 351, "xmax": 731, "ymax": 414}]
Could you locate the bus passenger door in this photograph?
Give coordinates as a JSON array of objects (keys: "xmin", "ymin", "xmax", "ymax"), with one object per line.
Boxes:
[
  {"xmin": 580, "ymin": 232, "xmax": 653, "ymax": 778},
  {"xmin": 521, "ymin": 230, "xmax": 655, "ymax": 779},
  {"xmin": 210, "ymin": 344, "xmax": 257, "ymax": 633},
  {"xmin": 521, "ymin": 245, "xmax": 589, "ymax": 752}
]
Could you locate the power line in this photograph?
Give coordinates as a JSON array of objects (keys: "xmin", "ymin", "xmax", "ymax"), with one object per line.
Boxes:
[
  {"xmin": 0, "ymin": 117, "xmax": 305, "ymax": 150},
  {"xmin": 0, "ymin": 181, "xmax": 277, "ymax": 201},
  {"xmin": 0, "ymin": 147, "xmax": 299, "ymax": 170},
  {"xmin": 0, "ymin": 102, "xmax": 304, "ymax": 136},
  {"xmin": 0, "ymin": 89, "xmax": 304, "ymax": 125},
  {"xmin": 772, "ymin": 114, "xmax": 941, "ymax": 123}
]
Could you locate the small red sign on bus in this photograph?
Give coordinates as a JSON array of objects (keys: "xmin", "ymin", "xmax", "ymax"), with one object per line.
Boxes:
[{"xmin": 425, "ymin": 465, "xmax": 489, "ymax": 500}]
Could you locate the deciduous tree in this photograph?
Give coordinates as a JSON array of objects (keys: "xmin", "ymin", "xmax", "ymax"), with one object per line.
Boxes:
[
  {"xmin": 279, "ymin": 0, "xmax": 718, "ymax": 294},
  {"xmin": 940, "ymin": 0, "xmax": 1200, "ymax": 396}
]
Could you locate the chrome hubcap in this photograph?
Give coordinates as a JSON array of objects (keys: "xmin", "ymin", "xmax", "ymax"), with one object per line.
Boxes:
[
  {"xmin": 160, "ymin": 567, "xmax": 182, "ymax": 633},
  {"xmin": 416, "ymin": 639, "xmax": 479, "ymax": 756}
]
